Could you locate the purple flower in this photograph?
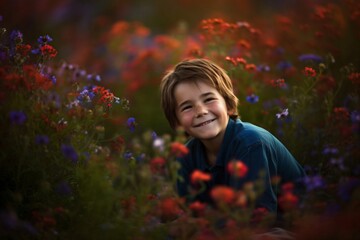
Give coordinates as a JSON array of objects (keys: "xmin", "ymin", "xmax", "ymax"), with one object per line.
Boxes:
[
  {"xmin": 246, "ymin": 94, "xmax": 259, "ymax": 104},
  {"xmin": 257, "ymin": 64, "xmax": 270, "ymax": 72},
  {"xmin": 276, "ymin": 108, "xmax": 289, "ymax": 119},
  {"xmin": 277, "ymin": 61, "xmax": 292, "ymax": 71},
  {"xmin": 329, "ymin": 157, "xmax": 345, "ymax": 170},
  {"xmin": 77, "ymin": 87, "xmax": 95, "ymax": 103},
  {"xmin": 298, "ymin": 54, "xmax": 322, "ymax": 63},
  {"xmin": 10, "ymin": 30, "xmax": 23, "ymax": 42},
  {"xmin": 9, "ymin": 111, "xmax": 27, "ymax": 125},
  {"xmin": 127, "ymin": 117, "xmax": 136, "ymax": 132},
  {"xmin": 31, "ymin": 48, "xmax": 41, "ymax": 55},
  {"xmin": 303, "ymin": 175, "xmax": 326, "ymax": 192},
  {"xmin": 0, "ymin": 49, "xmax": 8, "ymax": 61},
  {"xmin": 322, "ymin": 146, "xmax": 339, "ymax": 155},
  {"xmin": 37, "ymin": 35, "xmax": 53, "ymax": 45},
  {"xmin": 350, "ymin": 110, "xmax": 360, "ymax": 123},
  {"xmin": 338, "ymin": 178, "xmax": 360, "ymax": 202},
  {"xmin": 61, "ymin": 144, "xmax": 78, "ymax": 163},
  {"xmin": 124, "ymin": 151, "xmax": 133, "ymax": 159},
  {"xmin": 35, "ymin": 135, "xmax": 50, "ymax": 145},
  {"xmin": 151, "ymin": 131, "xmax": 158, "ymax": 140}
]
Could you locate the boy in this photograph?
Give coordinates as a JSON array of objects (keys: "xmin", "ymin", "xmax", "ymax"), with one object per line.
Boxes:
[{"xmin": 160, "ymin": 58, "xmax": 305, "ymax": 214}]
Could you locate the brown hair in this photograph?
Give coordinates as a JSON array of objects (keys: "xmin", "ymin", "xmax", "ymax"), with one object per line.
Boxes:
[{"xmin": 160, "ymin": 58, "xmax": 239, "ymax": 129}]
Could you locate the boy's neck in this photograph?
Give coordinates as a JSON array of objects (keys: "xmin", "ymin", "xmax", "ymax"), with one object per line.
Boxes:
[{"xmin": 201, "ymin": 134, "xmax": 224, "ymax": 166}]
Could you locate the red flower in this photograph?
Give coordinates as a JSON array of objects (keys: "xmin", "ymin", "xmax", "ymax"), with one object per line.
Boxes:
[
  {"xmin": 210, "ymin": 186, "xmax": 235, "ymax": 204},
  {"xmin": 121, "ymin": 196, "xmax": 136, "ymax": 217},
  {"xmin": 333, "ymin": 107, "xmax": 350, "ymax": 121},
  {"xmin": 316, "ymin": 75, "xmax": 336, "ymax": 96},
  {"xmin": 251, "ymin": 207, "xmax": 269, "ymax": 224},
  {"xmin": 157, "ymin": 197, "xmax": 182, "ymax": 222},
  {"xmin": 189, "ymin": 201, "xmax": 206, "ymax": 217},
  {"xmin": 170, "ymin": 142, "xmax": 189, "ymax": 157},
  {"xmin": 227, "ymin": 160, "xmax": 248, "ymax": 178},
  {"xmin": 110, "ymin": 136, "xmax": 125, "ymax": 153},
  {"xmin": 281, "ymin": 182, "xmax": 295, "ymax": 193},
  {"xmin": 16, "ymin": 44, "xmax": 31, "ymax": 56},
  {"xmin": 245, "ymin": 63, "xmax": 257, "ymax": 72},
  {"xmin": 348, "ymin": 72, "xmax": 360, "ymax": 85},
  {"xmin": 191, "ymin": 170, "xmax": 211, "ymax": 184},
  {"xmin": 303, "ymin": 67, "xmax": 317, "ymax": 77},
  {"xmin": 270, "ymin": 78, "xmax": 286, "ymax": 88},
  {"xmin": 278, "ymin": 192, "xmax": 299, "ymax": 211},
  {"xmin": 40, "ymin": 44, "xmax": 58, "ymax": 58},
  {"xmin": 150, "ymin": 157, "xmax": 166, "ymax": 174},
  {"xmin": 93, "ymin": 86, "xmax": 116, "ymax": 107}
]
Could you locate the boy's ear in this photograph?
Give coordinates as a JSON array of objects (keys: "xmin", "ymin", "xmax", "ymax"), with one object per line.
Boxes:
[{"xmin": 227, "ymin": 108, "xmax": 235, "ymax": 116}]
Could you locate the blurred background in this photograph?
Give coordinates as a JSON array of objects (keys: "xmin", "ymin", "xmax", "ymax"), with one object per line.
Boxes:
[{"xmin": 1, "ymin": 0, "xmax": 358, "ymax": 137}]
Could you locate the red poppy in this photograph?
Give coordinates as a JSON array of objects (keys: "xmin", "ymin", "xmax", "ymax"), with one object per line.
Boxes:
[
  {"xmin": 150, "ymin": 157, "xmax": 166, "ymax": 174},
  {"xmin": 210, "ymin": 186, "xmax": 235, "ymax": 204},
  {"xmin": 170, "ymin": 142, "xmax": 189, "ymax": 157},
  {"xmin": 303, "ymin": 67, "xmax": 317, "ymax": 77},
  {"xmin": 227, "ymin": 160, "xmax": 248, "ymax": 178},
  {"xmin": 191, "ymin": 170, "xmax": 211, "ymax": 184}
]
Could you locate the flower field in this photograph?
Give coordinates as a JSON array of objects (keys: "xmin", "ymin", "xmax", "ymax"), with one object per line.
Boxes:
[{"xmin": 0, "ymin": 1, "xmax": 359, "ymax": 239}]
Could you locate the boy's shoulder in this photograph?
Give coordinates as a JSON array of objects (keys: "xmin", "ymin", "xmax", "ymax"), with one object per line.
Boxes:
[{"xmin": 231, "ymin": 119, "xmax": 274, "ymax": 146}]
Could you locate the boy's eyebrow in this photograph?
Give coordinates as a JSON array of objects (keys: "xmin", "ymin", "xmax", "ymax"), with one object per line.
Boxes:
[{"xmin": 177, "ymin": 92, "xmax": 215, "ymax": 109}]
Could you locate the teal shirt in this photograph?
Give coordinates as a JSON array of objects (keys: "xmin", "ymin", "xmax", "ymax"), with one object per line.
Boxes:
[{"xmin": 177, "ymin": 118, "xmax": 306, "ymax": 212}]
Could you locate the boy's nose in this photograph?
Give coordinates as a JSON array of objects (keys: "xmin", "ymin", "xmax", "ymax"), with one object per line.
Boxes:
[{"xmin": 195, "ymin": 104, "xmax": 208, "ymax": 117}]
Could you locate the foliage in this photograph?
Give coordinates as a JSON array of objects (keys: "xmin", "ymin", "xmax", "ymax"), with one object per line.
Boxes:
[{"xmin": 1, "ymin": 1, "xmax": 360, "ymax": 239}]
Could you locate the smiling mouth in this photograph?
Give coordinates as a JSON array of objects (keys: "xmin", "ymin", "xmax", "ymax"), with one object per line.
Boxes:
[{"xmin": 194, "ymin": 119, "xmax": 215, "ymax": 127}]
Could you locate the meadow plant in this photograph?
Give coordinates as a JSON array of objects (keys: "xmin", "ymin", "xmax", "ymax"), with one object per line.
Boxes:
[{"xmin": 1, "ymin": 1, "xmax": 360, "ymax": 239}]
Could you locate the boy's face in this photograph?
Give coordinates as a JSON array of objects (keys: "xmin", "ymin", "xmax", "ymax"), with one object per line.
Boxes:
[{"xmin": 174, "ymin": 80, "xmax": 230, "ymax": 142}]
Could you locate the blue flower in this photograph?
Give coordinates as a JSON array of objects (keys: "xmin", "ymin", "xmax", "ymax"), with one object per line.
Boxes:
[
  {"xmin": 246, "ymin": 94, "xmax": 259, "ymax": 104},
  {"xmin": 127, "ymin": 117, "xmax": 136, "ymax": 132},
  {"xmin": 61, "ymin": 144, "xmax": 78, "ymax": 163},
  {"xmin": 35, "ymin": 135, "xmax": 50, "ymax": 145},
  {"xmin": 298, "ymin": 54, "xmax": 322, "ymax": 62},
  {"xmin": 37, "ymin": 35, "xmax": 53, "ymax": 45},
  {"xmin": 9, "ymin": 111, "xmax": 27, "ymax": 125}
]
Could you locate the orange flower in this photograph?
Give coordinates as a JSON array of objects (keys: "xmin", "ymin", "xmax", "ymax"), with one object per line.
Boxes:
[
  {"xmin": 227, "ymin": 160, "xmax": 248, "ymax": 178},
  {"xmin": 170, "ymin": 142, "xmax": 189, "ymax": 157},
  {"xmin": 191, "ymin": 170, "xmax": 211, "ymax": 184},
  {"xmin": 210, "ymin": 186, "xmax": 235, "ymax": 204}
]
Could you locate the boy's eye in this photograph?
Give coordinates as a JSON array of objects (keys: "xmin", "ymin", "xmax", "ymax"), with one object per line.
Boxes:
[
  {"xmin": 181, "ymin": 105, "xmax": 191, "ymax": 112},
  {"xmin": 205, "ymin": 97, "xmax": 215, "ymax": 102}
]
